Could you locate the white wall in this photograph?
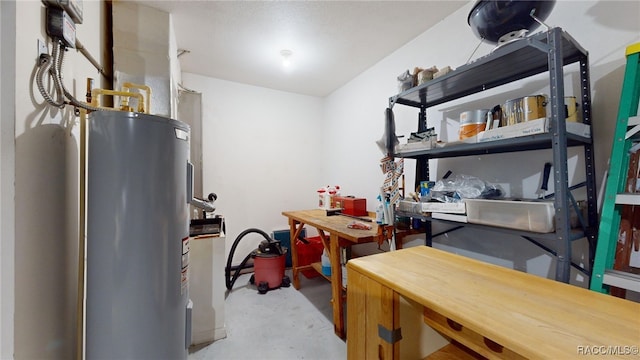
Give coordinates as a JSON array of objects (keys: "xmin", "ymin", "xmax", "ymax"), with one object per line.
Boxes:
[
  {"xmin": 169, "ymin": 14, "xmax": 181, "ymax": 119},
  {"xmin": 0, "ymin": 1, "xmax": 16, "ymax": 358},
  {"xmin": 9, "ymin": 1, "xmax": 106, "ymax": 359},
  {"xmin": 323, "ymin": 0, "xmax": 640, "ymax": 286},
  {"xmin": 182, "ymin": 73, "xmax": 324, "ymax": 264}
]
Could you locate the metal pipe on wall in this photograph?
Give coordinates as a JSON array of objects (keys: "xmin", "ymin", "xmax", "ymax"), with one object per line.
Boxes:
[{"xmin": 75, "ymin": 37, "xmax": 109, "ymax": 80}]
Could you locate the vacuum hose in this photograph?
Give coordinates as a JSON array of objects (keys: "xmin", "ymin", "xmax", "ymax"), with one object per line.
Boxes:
[{"xmin": 225, "ymin": 228, "xmax": 273, "ymax": 290}]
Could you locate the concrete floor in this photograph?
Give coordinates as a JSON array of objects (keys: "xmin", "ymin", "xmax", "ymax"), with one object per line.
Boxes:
[{"xmin": 188, "ymin": 271, "xmax": 347, "ymax": 360}]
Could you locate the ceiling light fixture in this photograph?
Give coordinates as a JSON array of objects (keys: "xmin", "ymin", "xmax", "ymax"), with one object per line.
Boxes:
[{"xmin": 280, "ymin": 49, "xmax": 293, "ymax": 67}]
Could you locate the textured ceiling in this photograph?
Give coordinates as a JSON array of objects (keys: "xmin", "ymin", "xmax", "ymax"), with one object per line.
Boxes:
[{"xmin": 132, "ymin": 1, "xmax": 468, "ymax": 97}]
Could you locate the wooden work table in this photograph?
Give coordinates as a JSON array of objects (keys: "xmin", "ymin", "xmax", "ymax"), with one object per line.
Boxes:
[
  {"xmin": 347, "ymin": 246, "xmax": 640, "ymax": 359},
  {"xmin": 282, "ymin": 209, "xmax": 395, "ymax": 339}
]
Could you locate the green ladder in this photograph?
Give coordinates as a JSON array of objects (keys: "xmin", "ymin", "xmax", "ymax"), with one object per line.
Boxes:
[{"xmin": 591, "ymin": 43, "xmax": 640, "ymax": 294}]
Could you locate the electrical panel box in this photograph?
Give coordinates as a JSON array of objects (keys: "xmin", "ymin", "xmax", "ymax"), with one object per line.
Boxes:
[
  {"xmin": 46, "ymin": 7, "xmax": 76, "ymax": 48},
  {"xmin": 43, "ymin": 0, "xmax": 83, "ymax": 24}
]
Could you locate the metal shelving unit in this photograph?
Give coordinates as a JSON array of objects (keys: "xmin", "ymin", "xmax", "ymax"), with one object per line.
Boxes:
[{"xmin": 389, "ymin": 27, "xmax": 599, "ymax": 283}]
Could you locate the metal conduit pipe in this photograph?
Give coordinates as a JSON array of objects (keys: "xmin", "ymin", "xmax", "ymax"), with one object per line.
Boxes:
[
  {"xmin": 51, "ymin": 40, "xmax": 65, "ymax": 103},
  {"xmin": 35, "ymin": 54, "xmax": 65, "ymax": 108},
  {"xmin": 54, "ymin": 41, "xmax": 106, "ymax": 112}
]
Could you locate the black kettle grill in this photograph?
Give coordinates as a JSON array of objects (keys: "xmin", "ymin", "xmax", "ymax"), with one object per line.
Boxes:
[{"xmin": 468, "ymin": 0, "xmax": 556, "ymax": 45}]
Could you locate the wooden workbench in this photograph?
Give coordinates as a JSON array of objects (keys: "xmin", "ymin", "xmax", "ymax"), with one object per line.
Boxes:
[
  {"xmin": 347, "ymin": 246, "xmax": 640, "ymax": 359},
  {"xmin": 282, "ymin": 209, "xmax": 394, "ymax": 339}
]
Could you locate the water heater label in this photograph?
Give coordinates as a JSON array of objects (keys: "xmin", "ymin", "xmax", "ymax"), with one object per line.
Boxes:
[
  {"xmin": 181, "ymin": 237, "xmax": 190, "ymax": 293},
  {"xmin": 175, "ymin": 128, "xmax": 189, "ymax": 142}
]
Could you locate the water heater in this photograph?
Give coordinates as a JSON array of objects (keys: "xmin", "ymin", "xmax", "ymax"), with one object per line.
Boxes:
[{"xmin": 86, "ymin": 111, "xmax": 191, "ymax": 359}]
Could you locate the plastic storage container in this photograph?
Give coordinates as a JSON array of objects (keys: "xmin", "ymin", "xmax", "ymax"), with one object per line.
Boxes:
[
  {"xmin": 295, "ymin": 236, "xmax": 323, "ymax": 278},
  {"xmin": 272, "ymin": 228, "xmax": 307, "ymax": 268},
  {"xmin": 321, "ymin": 249, "xmax": 331, "ymax": 276},
  {"xmin": 465, "ymin": 199, "xmax": 554, "ymax": 233}
]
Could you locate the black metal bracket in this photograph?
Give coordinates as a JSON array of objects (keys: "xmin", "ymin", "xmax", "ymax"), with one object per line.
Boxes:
[
  {"xmin": 378, "ymin": 324, "xmax": 402, "ymax": 344},
  {"xmin": 522, "ymin": 236, "xmax": 590, "ymax": 276}
]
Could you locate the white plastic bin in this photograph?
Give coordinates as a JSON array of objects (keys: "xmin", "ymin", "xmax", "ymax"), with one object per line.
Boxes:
[{"xmin": 465, "ymin": 199, "xmax": 554, "ymax": 233}]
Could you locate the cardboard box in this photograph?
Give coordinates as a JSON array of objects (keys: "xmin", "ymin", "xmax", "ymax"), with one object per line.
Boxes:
[
  {"xmin": 421, "ymin": 201, "xmax": 466, "ymax": 214},
  {"xmin": 398, "ymin": 200, "xmax": 466, "ymax": 214},
  {"xmin": 396, "ymin": 137, "xmax": 436, "ymax": 154},
  {"xmin": 477, "ymin": 117, "xmax": 591, "ymax": 143},
  {"xmin": 398, "ymin": 200, "xmax": 421, "ymax": 213},
  {"xmin": 335, "ymin": 196, "xmax": 367, "ymax": 216}
]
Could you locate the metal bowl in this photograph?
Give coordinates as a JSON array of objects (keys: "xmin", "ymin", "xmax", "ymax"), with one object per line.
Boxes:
[{"xmin": 467, "ymin": 0, "xmax": 556, "ymax": 44}]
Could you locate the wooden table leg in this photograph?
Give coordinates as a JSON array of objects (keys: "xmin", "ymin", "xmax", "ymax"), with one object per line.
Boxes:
[
  {"xmin": 347, "ymin": 266, "xmax": 400, "ymax": 359},
  {"xmin": 317, "ymin": 229, "xmax": 329, "ymax": 250},
  {"xmin": 289, "ymin": 218, "xmax": 304, "ymax": 290},
  {"xmin": 329, "ymin": 232, "xmax": 345, "ymax": 339}
]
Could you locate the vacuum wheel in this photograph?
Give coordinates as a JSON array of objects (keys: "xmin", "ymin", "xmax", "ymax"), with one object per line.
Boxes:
[
  {"xmin": 281, "ymin": 275, "xmax": 291, "ymax": 287},
  {"xmin": 257, "ymin": 281, "xmax": 269, "ymax": 294}
]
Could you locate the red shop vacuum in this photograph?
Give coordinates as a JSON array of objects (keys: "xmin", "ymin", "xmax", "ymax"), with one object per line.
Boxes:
[{"xmin": 225, "ymin": 228, "xmax": 291, "ymax": 294}]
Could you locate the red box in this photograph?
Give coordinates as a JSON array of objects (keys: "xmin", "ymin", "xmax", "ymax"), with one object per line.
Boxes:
[
  {"xmin": 295, "ymin": 236, "xmax": 324, "ymax": 278},
  {"xmin": 336, "ymin": 196, "xmax": 367, "ymax": 216}
]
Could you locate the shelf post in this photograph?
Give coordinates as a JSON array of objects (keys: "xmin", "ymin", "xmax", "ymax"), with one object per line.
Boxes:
[
  {"xmin": 547, "ymin": 28, "xmax": 572, "ymax": 283},
  {"xmin": 579, "ymin": 55, "xmax": 599, "ymax": 272},
  {"xmin": 415, "ymin": 107, "xmax": 433, "ymax": 247},
  {"xmin": 415, "ymin": 107, "xmax": 429, "ymax": 191}
]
